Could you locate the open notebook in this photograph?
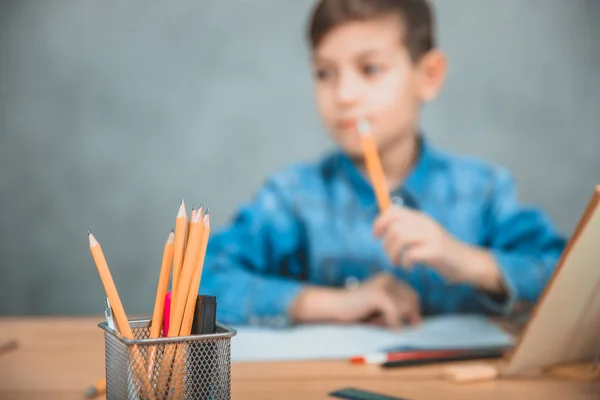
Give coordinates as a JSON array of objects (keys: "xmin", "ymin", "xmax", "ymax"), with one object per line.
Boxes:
[{"xmin": 230, "ymin": 314, "xmax": 513, "ymax": 362}]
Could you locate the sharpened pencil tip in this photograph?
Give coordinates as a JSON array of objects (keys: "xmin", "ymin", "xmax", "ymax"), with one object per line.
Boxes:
[
  {"xmin": 181, "ymin": 198, "xmax": 185, "ymax": 205},
  {"xmin": 171, "ymin": 228, "xmax": 175, "ymax": 233},
  {"xmin": 87, "ymin": 230, "xmax": 91, "ymax": 235}
]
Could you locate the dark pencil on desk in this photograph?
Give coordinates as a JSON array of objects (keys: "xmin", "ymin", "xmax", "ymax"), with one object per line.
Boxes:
[{"xmin": 381, "ymin": 347, "xmax": 505, "ymax": 368}]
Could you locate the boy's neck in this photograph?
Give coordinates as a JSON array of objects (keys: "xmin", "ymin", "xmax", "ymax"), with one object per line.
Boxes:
[
  {"xmin": 377, "ymin": 131, "xmax": 419, "ymax": 191},
  {"xmin": 351, "ymin": 131, "xmax": 419, "ymax": 191}
]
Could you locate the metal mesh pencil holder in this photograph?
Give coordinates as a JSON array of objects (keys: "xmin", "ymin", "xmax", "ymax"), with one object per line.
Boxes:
[{"xmin": 98, "ymin": 318, "xmax": 236, "ymax": 400}]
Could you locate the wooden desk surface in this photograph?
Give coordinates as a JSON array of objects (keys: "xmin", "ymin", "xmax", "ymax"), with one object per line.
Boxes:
[{"xmin": 0, "ymin": 317, "xmax": 598, "ymax": 400}]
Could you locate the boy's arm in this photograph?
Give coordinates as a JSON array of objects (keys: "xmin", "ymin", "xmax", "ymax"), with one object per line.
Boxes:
[
  {"xmin": 473, "ymin": 167, "xmax": 567, "ymax": 314},
  {"xmin": 199, "ymin": 177, "xmax": 305, "ymax": 327}
]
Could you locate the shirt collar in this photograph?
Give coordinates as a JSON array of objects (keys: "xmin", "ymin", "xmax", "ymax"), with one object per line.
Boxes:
[{"xmin": 335, "ymin": 134, "xmax": 434, "ymax": 211}]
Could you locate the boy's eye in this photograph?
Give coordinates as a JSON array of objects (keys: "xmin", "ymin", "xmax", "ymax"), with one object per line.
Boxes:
[
  {"xmin": 362, "ymin": 64, "xmax": 383, "ymax": 77},
  {"xmin": 315, "ymin": 68, "xmax": 333, "ymax": 81}
]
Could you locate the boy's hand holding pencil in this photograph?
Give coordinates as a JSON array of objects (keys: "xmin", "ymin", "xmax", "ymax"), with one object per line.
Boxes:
[
  {"xmin": 356, "ymin": 117, "xmax": 506, "ymax": 296},
  {"xmin": 373, "ymin": 205, "xmax": 459, "ymax": 274},
  {"xmin": 373, "ymin": 204, "xmax": 506, "ymax": 294}
]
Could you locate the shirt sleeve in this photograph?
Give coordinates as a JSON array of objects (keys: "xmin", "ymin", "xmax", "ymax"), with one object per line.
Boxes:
[
  {"xmin": 477, "ymin": 167, "xmax": 567, "ymax": 314},
  {"xmin": 199, "ymin": 175, "xmax": 306, "ymax": 327}
]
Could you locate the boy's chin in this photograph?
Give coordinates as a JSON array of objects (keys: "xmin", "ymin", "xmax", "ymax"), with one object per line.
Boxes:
[
  {"xmin": 337, "ymin": 145, "xmax": 365, "ymax": 162},
  {"xmin": 331, "ymin": 137, "xmax": 363, "ymax": 158}
]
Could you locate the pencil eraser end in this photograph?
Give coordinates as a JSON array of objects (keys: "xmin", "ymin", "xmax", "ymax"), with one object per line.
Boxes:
[{"xmin": 442, "ymin": 363, "xmax": 498, "ymax": 384}]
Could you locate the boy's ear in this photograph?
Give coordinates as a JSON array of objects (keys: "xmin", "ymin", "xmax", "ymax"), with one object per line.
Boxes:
[{"xmin": 416, "ymin": 50, "xmax": 447, "ymax": 102}]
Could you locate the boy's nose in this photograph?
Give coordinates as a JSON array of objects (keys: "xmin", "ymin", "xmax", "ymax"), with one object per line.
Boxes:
[{"xmin": 335, "ymin": 73, "xmax": 362, "ymax": 107}]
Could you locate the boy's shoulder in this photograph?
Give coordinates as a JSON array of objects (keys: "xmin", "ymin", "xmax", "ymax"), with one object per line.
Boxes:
[
  {"xmin": 264, "ymin": 151, "xmax": 340, "ymax": 190},
  {"xmin": 427, "ymin": 142, "xmax": 514, "ymax": 194}
]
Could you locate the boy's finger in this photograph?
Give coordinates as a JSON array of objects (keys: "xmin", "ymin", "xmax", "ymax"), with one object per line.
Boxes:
[
  {"xmin": 373, "ymin": 205, "xmax": 404, "ymax": 237},
  {"xmin": 406, "ymin": 309, "xmax": 422, "ymax": 326},
  {"xmin": 383, "ymin": 224, "xmax": 404, "ymax": 256},
  {"xmin": 403, "ymin": 244, "xmax": 430, "ymax": 268},
  {"xmin": 376, "ymin": 294, "xmax": 401, "ymax": 329},
  {"xmin": 385, "ymin": 231, "xmax": 420, "ymax": 267}
]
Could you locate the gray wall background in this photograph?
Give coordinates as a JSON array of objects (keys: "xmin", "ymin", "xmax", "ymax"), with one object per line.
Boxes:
[{"xmin": 1, "ymin": 1, "xmax": 598, "ymax": 316}]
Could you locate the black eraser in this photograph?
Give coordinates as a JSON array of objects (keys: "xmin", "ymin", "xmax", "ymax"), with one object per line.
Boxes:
[{"xmin": 191, "ymin": 294, "xmax": 217, "ymax": 334}]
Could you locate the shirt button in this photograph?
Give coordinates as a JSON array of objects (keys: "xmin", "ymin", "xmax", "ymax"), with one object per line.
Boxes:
[
  {"xmin": 391, "ymin": 195, "xmax": 404, "ymax": 206},
  {"xmin": 345, "ymin": 276, "xmax": 360, "ymax": 290}
]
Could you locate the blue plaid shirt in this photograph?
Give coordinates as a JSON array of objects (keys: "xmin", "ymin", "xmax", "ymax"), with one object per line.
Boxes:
[{"xmin": 200, "ymin": 136, "xmax": 566, "ymax": 327}]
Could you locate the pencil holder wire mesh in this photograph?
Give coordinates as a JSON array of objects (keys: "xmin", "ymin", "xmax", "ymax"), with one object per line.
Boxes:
[{"xmin": 99, "ymin": 318, "xmax": 236, "ymax": 400}]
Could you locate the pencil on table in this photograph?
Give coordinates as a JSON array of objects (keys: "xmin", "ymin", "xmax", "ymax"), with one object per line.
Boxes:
[
  {"xmin": 146, "ymin": 230, "xmax": 175, "ymax": 380},
  {"xmin": 88, "ymin": 232, "xmax": 155, "ymax": 400},
  {"xmin": 357, "ymin": 118, "xmax": 392, "ymax": 212}
]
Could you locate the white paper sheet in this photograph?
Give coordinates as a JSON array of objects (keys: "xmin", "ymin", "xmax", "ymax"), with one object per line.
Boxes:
[{"xmin": 230, "ymin": 314, "xmax": 514, "ymax": 362}]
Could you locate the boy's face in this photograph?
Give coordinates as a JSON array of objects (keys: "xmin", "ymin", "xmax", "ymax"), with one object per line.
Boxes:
[{"xmin": 312, "ymin": 15, "xmax": 444, "ymax": 157}]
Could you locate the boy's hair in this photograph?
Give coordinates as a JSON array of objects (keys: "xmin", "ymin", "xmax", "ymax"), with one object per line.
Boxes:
[{"xmin": 308, "ymin": 0, "xmax": 435, "ymax": 62}]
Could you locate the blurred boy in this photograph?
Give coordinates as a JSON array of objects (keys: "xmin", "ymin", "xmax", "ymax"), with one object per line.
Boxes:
[{"xmin": 200, "ymin": 0, "xmax": 566, "ymax": 328}]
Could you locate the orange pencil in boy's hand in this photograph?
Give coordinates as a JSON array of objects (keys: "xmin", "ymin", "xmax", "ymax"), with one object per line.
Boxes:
[{"xmin": 357, "ymin": 118, "xmax": 392, "ymax": 211}]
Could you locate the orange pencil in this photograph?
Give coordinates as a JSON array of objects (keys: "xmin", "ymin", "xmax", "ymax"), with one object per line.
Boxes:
[
  {"xmin": 170, "ymin": 210, "xmax": 202, "ymax": 335},
  {"xmin": 181, "ymin": 211, "xmax": 211, "ymax": 335},
  {"xmin": 171, "ymin": 200, "xmax": 188, "ymax": 306},
  {"xmin": 146, "ymin": 230, "xmax": 175, "ymax": 380},
  {"xmin": 88, "ymin": 232, "xmax": 155, "ymax": 399},
  {"xmin": 187, "ymin": 205, "xmax": 197, "ymax": 243},
  {"xmin": 357, "ymin": 119, "xmax": 392, "ymax": 211},
  {"xmin": 171, "ymin": 211, "xmax": 211, "ymax": 397},
  {"xmin": 156, "ymin": 211, "xmax": 202, "ymax": 396}
]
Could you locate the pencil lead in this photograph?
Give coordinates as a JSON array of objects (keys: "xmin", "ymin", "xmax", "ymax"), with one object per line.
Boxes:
[
  {"xmin": 87, "ymin": 230, "xmax": 91, "ymax": 236},
  {"xmin": 205, "ymin": 207, "xmax": 210, "ymax": 215}
]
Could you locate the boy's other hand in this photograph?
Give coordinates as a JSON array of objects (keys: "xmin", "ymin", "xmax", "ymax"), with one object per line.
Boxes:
[{"xmin": 290, "ymin": 273, "xmax": 421, "ymax": 328}]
